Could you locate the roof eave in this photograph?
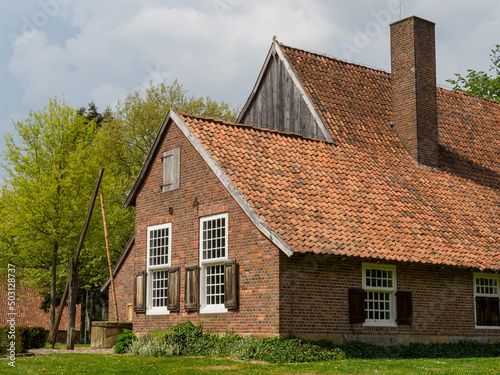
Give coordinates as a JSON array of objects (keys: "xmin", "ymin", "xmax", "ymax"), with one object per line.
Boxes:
[
  {"xmin": 123, "ymin": 109, "xmax": 175, "ymax": 207},
  {"xmin": 172, "ymin": 111, "xmax": 296, "ymax": 257},
  {"xmin": 100, "ymin": 232, "xmax": 135, "ymax": 292}
]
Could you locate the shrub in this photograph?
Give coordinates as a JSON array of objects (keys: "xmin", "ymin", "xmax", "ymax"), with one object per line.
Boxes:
[
  {"xmin": 338, "ymin": 340, "xmax": 500, "ymax": 359},
  {"xmin": 29, "ymin": 327, "xmax": 46, "ymax": 349},
  {"xmin": 127, "ymin": 336, "xmax": 179, "ymax": 357},
  {"xmin": 114, "ymin": 329, "xmax": 137, "ymax": 354},
  {"xmin": 127, "ymin": 321, "xmax": 345, "ymax": 363},
  {"xmin": 0, "ymin": 326, "xmax": 45, "ymax": 354}
]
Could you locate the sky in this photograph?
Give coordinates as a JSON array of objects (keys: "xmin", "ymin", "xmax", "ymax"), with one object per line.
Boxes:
[{"xmin": 1, "ymin": 0, "xmax": 499, "ymax": 180}]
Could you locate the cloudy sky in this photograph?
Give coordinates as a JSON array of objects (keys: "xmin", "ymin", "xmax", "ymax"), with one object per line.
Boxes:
[{"xmin": 1, "ymin": 0, "xmax": 499, "ymax": 179}]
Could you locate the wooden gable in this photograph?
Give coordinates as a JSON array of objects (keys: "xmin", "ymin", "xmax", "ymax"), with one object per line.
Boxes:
[{"xmin": 238, "ymin": 40, "xmax": 333, "ymax": 142}]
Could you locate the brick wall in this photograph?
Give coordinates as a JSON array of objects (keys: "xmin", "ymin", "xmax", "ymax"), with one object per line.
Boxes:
[
  {"xmin": 279, "ymin": 253, "xmax": 500, "ymax": 344},
  {"xmin": 111, "ymin": 120, "xmax": 281, "ymax": 337},
  {"xmin": 0, "ymin": 272, "xmax": 81, "ymax": 341}
]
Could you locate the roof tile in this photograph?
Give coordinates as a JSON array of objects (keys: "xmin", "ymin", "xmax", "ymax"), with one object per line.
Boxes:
[{"xmin": 177, "ymin": 45, "xmax": 500, "ymax": 271}]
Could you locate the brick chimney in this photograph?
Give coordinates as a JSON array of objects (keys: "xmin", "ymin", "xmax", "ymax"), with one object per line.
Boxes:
[{"xmin": 390, "ymin": 16, "xmax": 439, "ymax": 167}]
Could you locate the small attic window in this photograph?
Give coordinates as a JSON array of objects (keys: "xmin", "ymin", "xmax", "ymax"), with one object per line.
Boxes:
[{"xmin": 161, "ymin": 148, "xmax": 180, "ymax": 192}]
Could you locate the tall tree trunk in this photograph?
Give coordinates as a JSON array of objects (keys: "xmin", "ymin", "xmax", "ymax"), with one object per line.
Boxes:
[{"xmin": 50, "ymin": 242, "xmax": 58, "ymax": 332}]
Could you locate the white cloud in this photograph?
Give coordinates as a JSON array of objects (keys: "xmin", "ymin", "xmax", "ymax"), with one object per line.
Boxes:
[{"xmin": 1, "ymin": 0, "xmax": 500, "ymax": 180}]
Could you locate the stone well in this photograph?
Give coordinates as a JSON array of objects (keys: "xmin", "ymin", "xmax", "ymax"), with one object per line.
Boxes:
[{"xmin": 91, "ymin": 321, "xmax": 133, "ymax": 348}]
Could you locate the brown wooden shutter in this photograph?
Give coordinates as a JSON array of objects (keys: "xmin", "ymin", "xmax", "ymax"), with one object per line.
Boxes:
[
  {"xmin": 490, "ymin": 298, "xmax": 500, "ymax": 326},
  {"xmin": 224, "ymin": 259, "xmax": 238, "ymax": 310},
  {"xmin": 396, "ymin": 291, "xmax": 413, "ymax": 325},
  {"xmin": 167, "ymin": 266, "xmax": 180, "ymax": 312},
  {"xmin": 348, "ymin": 288, "xmax": 365, "ymax": 324},
  {"xmin": 185, "ymin": 265, "xmax": 199, "ymax": 312},
  {"xmin": 476, "ymin": 297, "xmax": 486, "ymax": 326},
  {"xmin": 477, "ymin": 297, "xmax": 500, "ymax": 326},
  {"xmin": 134, "ymin": 270, "xmax": 147, "ymax": 314}
]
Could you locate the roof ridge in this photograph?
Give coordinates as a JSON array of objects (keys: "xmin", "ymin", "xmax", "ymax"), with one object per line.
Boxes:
[
  {"xmin": 437, "ymin": 86, "xmax": 500, "ymax": 106},
  {"xmin": 179, "ymin": 113, "xmax": 331, "ymax": 143},
  {"xmin": 279, "ymin": 43, "xmax": 391, "ymax": 76}
]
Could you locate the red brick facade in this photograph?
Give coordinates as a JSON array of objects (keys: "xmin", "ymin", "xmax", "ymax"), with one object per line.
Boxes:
[
  {"xmin": 111, "ymin": 117, "xmax": 500, "ymax": 343},
  {"xmin": 280, "ymin": 253, "xmax": 500, "ymax": 344},
  {"xmin": 0, "ymin": 273, "xmax": 81, "ymax": 341},
  {"xmin": 111, "ymin": 121, "xmax": 281, "ymax": 337}
]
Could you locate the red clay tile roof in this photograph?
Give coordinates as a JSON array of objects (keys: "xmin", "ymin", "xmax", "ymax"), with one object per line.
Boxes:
[{"xmin": 179, "ymin": 46, "xmax": 500, "ymax": 271}]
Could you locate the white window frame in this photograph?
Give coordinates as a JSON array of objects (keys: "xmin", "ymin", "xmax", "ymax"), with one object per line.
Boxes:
[
  {"xmin": 362, "ymin": 263, "xmax": 397, "ymax": 327},
  {"xmin": 199, "ymin": 213, "xmax": 228, "ymax": 314},
  {"xmin": 146, "ymin": 223, "xmax": 171, "ymax": 315},
  {"xmin": 474, "ymin": 272, "xmax": 500, "ymax": 329}
]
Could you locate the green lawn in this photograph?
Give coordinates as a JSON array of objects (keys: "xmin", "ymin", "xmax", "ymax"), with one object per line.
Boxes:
[{"xmin": 2, "ymin": 354, "xmax": 499, "ymax": 375}]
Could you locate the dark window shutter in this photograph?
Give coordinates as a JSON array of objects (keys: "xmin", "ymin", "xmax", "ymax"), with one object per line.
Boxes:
[
  {"xmin": 167, "ymin": 266, "xmax": 180, "ymax": 312},
  {"xmin": 477, "ymin": 297, "xmax": 500, "ymax": 326},
  {"xmin": 185, "ymin": 265, "xmax": 199, "ymax": 312},
  {"xmin": 476, "ymin": 297, "xmax": 486, "ymax": 326},
  {"xmin": 396, "ymin": 291, "xmax": 413, "ymax": 325},
  {"xmin": 349, "ymin": 288, "xmax": 365, "ymax": 324},
  {"xmin": 490, "ymin": 298, "xmax": 500, "ymax": 326},
  {"xmin": 224, "ymin": 259, "xmax": 238, "ymax": 310},
  {"xmin": 134, "ymin": 270, "xmax": 147, "ymax": 314}
]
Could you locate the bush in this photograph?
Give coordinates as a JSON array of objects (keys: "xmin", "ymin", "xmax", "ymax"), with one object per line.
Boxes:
[
  {"xmin": 127, "ymin": 336, "xmax": 179, "ymax": 357},
  {"xmin": 127, "ymin": 321, "xmax": 345, "ymax": 363},
  {"xmin": 338, "ymin": 340, "xmax": 500, "ymax": 359},
  {"xmin": 114, "ymin": 329, "xmax": 137, "ymax": 354},
  {"xmin": 29, "ymin": 327, "xmax": 46, "ymax": 349},
  {"xmin": 0, "ymin": 326, "xmax": 46, "ymax": 354}
]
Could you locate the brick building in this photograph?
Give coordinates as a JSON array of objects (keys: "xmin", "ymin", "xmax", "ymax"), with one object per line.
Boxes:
[
  {"xmin": 104, "ymin": 16, "xmax": 500, "ymax": 344},
  {"xmin": 0, "ymin": 272, "xmax": 81, "ymax": 342}
]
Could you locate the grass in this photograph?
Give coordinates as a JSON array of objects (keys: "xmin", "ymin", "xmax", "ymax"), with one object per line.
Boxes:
[{"xmin": 1, "ymin": 354, "xmax": 499, "ymax": 374}]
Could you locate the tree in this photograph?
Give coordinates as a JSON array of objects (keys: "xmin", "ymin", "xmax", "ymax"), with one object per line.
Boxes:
[
  {"xmin": 94, "ymin": 79, "xmax": 239, "ymax": 181},
  {"xmin": 447, "ymin": 44, "xmax": 500, "ymax": 102},
  {"xmin": 0, "ymin": 98, "xmax": 99, "ymax": 329}
]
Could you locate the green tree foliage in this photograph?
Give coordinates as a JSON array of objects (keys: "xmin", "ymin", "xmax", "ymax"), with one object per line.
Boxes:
[
  {"xmin": 447, "ymin": 44, "xmax": 500, "ymax": 102},
  {"xmin": 0, "ymin": 98, "xmax": 100, "ymax": 329},
  {"xmin": 95, "ymin": 79, "xmax": 238, "ymax": 181},
  {"xmin": 0, "ymin": 80, "xmax": 238, "ymax": 328}
]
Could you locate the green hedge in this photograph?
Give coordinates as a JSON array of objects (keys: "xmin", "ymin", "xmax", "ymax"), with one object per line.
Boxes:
[
  {"xmin": 121, "ymin": 321, "xmax": 500, "ymax": 362},
  {"xmin": 316, "ymin": 339, "xmax": 500, "ymax": 359},
  {"xmin": 0, "ymin": 326, "xmax": 46, "ymax": 354},
  {"xmin": 122, "ymin": 321, "xmax": 345, "ymax": 363}
]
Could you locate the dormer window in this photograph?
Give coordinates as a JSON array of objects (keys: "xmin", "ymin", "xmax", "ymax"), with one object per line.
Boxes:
[{"xmin": 162, "ymin": 148, "xmax": 180, "ymax": 192}]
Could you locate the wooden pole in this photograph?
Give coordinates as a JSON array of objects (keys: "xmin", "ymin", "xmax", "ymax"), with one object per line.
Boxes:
[
  {"xmin": 66, "ymin": 257, "xmax": 78, "ymax": 350},
  {"xmin": 100, "ymin": 190, "xmax": 119, "ymax": 322},
  {"xmin": 49, "ymin": 168, "xmax": 104, "ymax": 347}
]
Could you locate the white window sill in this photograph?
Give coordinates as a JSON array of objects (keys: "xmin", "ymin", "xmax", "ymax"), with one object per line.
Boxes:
[
  {"xmin": 363, "ymin": 321, "xmax": 397, "ymax": 328},
  {"xmin": 199, "ymin": 305, "xmax": 227, "ymax": 314},
  {"xmin": 475, "ymin": 325, "xmax": 500, "ymax": 330},
  {"xmin": 146, "ymin": 308, "xmax": 170, "ymax": 316}
]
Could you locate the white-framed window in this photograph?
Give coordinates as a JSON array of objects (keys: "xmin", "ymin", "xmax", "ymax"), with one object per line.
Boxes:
[
  {"xmin": 362, "ymin": 263, "xmax": 397, "ymax": 326},
  {"xmin": 146, "ymin": 223, "xmax": 171, "ymax": 315},
  {"xmin": 474, "ymin": 273, "xmax": 500, "ymax": 328},
  {"xmin": 199, "ymin": 213, "xmax": 228, "ymax": 313}
]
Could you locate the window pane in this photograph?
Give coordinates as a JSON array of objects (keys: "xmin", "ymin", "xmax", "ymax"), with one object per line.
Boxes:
[
  {"xmin": 149, "ymin": 226, "xmax": 169, "ymax": 266},
  {"xmin": 151, "ymin": 270, "xmax": 168, "ymax": 308},
  {"xmin": 365, "ymin": 291, "xmax": 391, "ymax": 321},
  {"xmin": 201, "ymin": 216, "xmax": 227, "ymax": 260},
  {"xmin": 205, "ymin": 264, "xmax": 225, "ymax": 305},
  {"xmin": 365, "ymin": 267, "xmax": 394, "ymax": 290}
]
